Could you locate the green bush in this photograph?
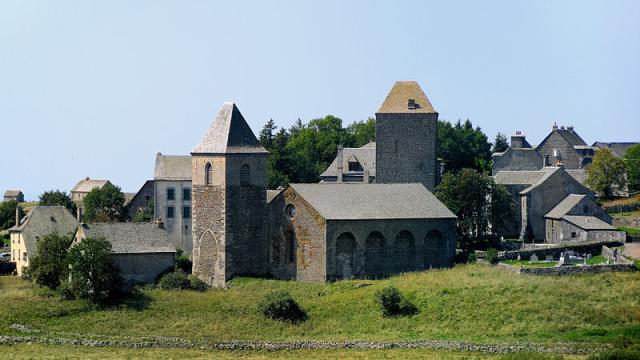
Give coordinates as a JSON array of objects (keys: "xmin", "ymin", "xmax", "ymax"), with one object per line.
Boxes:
[
  {"xmin": 486, "ymin": 247, "xmax": 499, "ymax": 265},
  {"xmin": 374, "ymin": 286, "xmax": 418, "ymax": 317},
  {"xmin": 588, "ymin": 348, "xmax": 640, "ymax": 360},
  {"xmin": 467, "ymin": 251, "xmax": 478, "ymax": 263},
  {"xmin": 57, "ymin": 281, "xmax": 75, "ymax": 300},
  {"xmin": 500, "ymin": 353, "xmax": 564, "ymax": 360},
  {"xmin": 257, "ymin": 290, "xmax": 307, "ymax": 323},
  {"xmin": 188, "ymin": 275, "xmax": 208, "ymax": 292},
  {"xmin": 175, "ymin": 249, "xmax": 192, "ymax": 274},
  {"xmin": 67, "ymin": 237, "xmax": 122, "ymax": 303},
  {"xmin": 26, "ymin": 233, "xmax": 73, "ymax": 290},
  {"xmin": 158, "ymin": 271, "xmax": 190, "ymax": 290}
]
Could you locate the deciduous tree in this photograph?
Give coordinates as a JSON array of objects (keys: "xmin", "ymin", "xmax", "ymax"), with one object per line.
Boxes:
[
  {"xmin": 586, "ymin": 148, "xmax": 627, "ymax": 199},
  {"xmin": 83, "ymin": 183, "xmax": 126, "ymax": 222},
  {"xmin": 39, "ymin": 190, "xmax": 76, "ymax": 213},
  {"xmin": 624, "ymin": 144, "xmax": 640, "ymax": 194}
]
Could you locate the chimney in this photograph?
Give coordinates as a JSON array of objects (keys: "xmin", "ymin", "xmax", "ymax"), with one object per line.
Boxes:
[
  {"xmin": 560, "ymin": 125, "xmax": 566, "ymax": 130},
  {"xmin": 556, "ymin": 161, "xmax": 564, "ymax": 169},
  {"xmin": 511, "ymin": 131, "xmax": 525, "ymax": 149},
  {"xmin": 336, "ymin": 145, "xmax": 344, "ymax": 183},
  {"xmin": 567, "ymin": 125, "xmax": 574, "ymax": 132},
  {"xmin": 552, "ymin": 122, "xmax": 558, "ymax": 131},
  {"xmin": 363, "ymin": 169, "xmax": 370, "ymax": 183},
  {"xmin": 15, "ymin": 206, "xmax": 20, "ymax": 227},
  {"xmin": 156, "ymin": 218, "xmax": 165, "ymax": 229}
]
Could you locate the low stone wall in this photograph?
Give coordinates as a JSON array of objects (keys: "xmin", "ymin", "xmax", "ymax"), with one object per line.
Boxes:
[
  {"xmin": 501, "ymin": 240, "xmax": 624, "ymax": 261},
  {"xmin": 499, "ymin": 263, "xmax": 637, "ymax": 276}
]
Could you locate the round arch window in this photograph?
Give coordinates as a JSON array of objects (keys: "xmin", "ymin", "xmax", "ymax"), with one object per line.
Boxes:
[{"xmin": 285, "ymin": 204, "xmax": 296, "ymax": 218}]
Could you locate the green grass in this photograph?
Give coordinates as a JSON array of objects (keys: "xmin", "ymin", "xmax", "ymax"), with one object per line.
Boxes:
[
  {"xmin": 586, "ymin": 256, "xmax": 606, "ymax": 265},
  {"xmin": 619, "ymin": 227, "xmax": 640, "ymax": 236},
  {"xmin": 611, "ymin": 211, "xmax": 640, "ymax": 219},
  {"xmin": 502, "ymin": 260, "xmax": 558, "ymax": 268},
  {"xmin": 0, "ymin": 264, "xmax": 638, "ymax": 346},
  {"xmin": 0, "ymin": 343, "xmax": 581, "ymax": 360}
]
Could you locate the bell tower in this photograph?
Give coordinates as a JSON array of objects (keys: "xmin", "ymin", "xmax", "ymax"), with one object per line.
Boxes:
[{"xmin": 191, "ymin": 102, "xmax": 269, "ymax": 287}]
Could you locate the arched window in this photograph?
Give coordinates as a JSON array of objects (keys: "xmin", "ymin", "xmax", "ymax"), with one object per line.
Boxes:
[
  {"xmin": 336, "ymin": 232, "xmax": 357, "ymax": 279},
  {"xmin": 365, "ymin": 231, "xmax": 385, "ymax": 279},
  {"xmin": 424, "ymin": 229, "xmax": 446, "ymax": 269},
  {"xmin": 240, "ymin": 164, "xmax": 250, "ymax": 187},
  {"xmin": 394, "ymin": 230, "xmax": 415, "ymax": 273},
  {"xmin": 205, "ymin": 163, "xmax": 213, "ymax": 185}
]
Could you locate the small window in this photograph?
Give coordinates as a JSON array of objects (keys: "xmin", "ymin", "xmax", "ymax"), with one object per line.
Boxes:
[
  {"xmin": 183, "ymin": 188, "xmax": 191, "ymax": 201},
  {"xmin": 240, "ymin": 164, "xmax": 250, "ymax": 187},
  {"xmin": 183, "ymin": 206, "xmax": 191, "ymax": 219},
  {"xmin": 571, "ymin": 232, "xmax": 576, "ymax": 239},
  {"xmin": 285, "ymin": 204, "xmax": 296, "ymax": 218},
  {"xmin": 205, "ymin": 163, "xmax": 213, "ymax": 185},
  {"xmin": 23, "ymin": 252, "xmax": 27, "ymax": 261},
  {"xmin": 167, "ymin": 188, "xmax": 175, "ymax": 201},
  {"xmin": 167, "ymin": 206, "xmax": 175, "ymax": 219},
  {"xmin": 348, "ymin": 161, "xmax": 358, "ymax": 172},
  {"xmin": 184, "ymin": 224, "xmax": 190, "ymax": 236}
]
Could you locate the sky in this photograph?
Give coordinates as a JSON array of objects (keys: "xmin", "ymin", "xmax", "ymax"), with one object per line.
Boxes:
[{"xmin": 1, "ymin": 0, "xmax": 639, "ymax": 200}]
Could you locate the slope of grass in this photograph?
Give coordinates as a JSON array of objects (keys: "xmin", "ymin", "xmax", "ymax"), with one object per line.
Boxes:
[
  {"xmin": 0, "ymin": 264, "xmax": 638, "ymax": 345},
  {"xmin": 619, "ymin": 227, "xmax": 640, "ymax": 236},
  {"xmin": 502, "ymin": 260, "xmax": 558, "ymax": 268}
]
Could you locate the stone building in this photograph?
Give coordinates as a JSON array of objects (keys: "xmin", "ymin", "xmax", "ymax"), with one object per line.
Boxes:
[
  {"xmin": 544, "ymin": 194, "xmax": 625, "ymax": 243},
  {"xmin": 126, "ymin": 180, "xmax": 154, "ymax": 220},
  {"xmin": 267, "ymin": 183, "xmax": 457, "ymax": 281},
  {"xmin": 591, "ymin": 142, "xmax": 639, "ymax": 158},
  {"xmin": 491, "ymin": 132, "xmax": 542, "ymax": 174},
  {"xmin": 71, "ymin": 177, "xmax": 110, "ymax": 205},
  {"xmin": 8, "ymin": 206, "xmax": 77, "ymax": 276},
  {"xmin": 153, "ymin": 154, "xmax": 193, "ymax": 253},
  {"xmin": 495, "ymin": 166, "xmax": 594, "ymax": 242},
  {"xmin": 3, "ymin": 190, "xmax": 24, "ymax": 203},
  {"xmin": 191, "ymin": 102, "xmax": 270, "ymax": 287},
  {"xmin": 320, "ymin": 142, "xmax": 376, "ymax": 183},
  {"xmin": 74, "ymin": 222, "xmax": 176, "ymax": 287}
]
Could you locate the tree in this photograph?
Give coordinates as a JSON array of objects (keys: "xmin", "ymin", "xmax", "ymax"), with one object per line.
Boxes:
[
  {"xmin": 493, "ymin": 132, "xmax": 509, "ymax": 153},
  {"xmin": 39, "ymin": 190, "xmax": 76, "ymax": 213},
  {"xmin": 437, "ymin": 119, "xmax": 492, "ymax": 173},
  {"xmin": 25, "ymin": 233, "xmax": 73, "ymax": 290},
  {"xmin": 624, "ymin": 144, "xmax": 640, "ymax": 194},
  {"xmin": 347, "ymin": 117, "xmax": 376, "ymax": 147},
  {"xmin": 0, "ymin": 200, "xmax": 24, "ymax": 230},
  {"xmin": 436, "ymin": 168, "xmax": 515, "ymax": 249},
  {"xmin": 67, "ymin": 237, "xmax": 121, "ymax": 303},
  {"xmin": 83, "ymin": 183, "xmax": 126, "ymax": 222},
  {"xmin": 259, "ymin": 118, "xmax": 277, "ymax": 149},
  {"xmin": 586, "ymin": 148, "xmax": 627, "ymax": 199}
]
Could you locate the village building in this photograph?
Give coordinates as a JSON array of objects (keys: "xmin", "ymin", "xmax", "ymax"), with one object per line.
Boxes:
[
  {"xmin": 153, "ymin": 154, "xmax": 193, "ymax": 253},
  {"xmin": 74, "ymin": 222, "xmax": 176, "ymax": 287},
  {"xmin": 126, "ymin": 180, "xmax": 154, "ymax": 220},
  {"xmin": 190, "ymin": 81, "xmax": 457, "ymax": 287},
  {"xmin": 544, "ymin": 194, "xmax": 625, "ymax": 243},
  {"xmin": 267, "ymin": 184, "xmax": 456, "ymax": 281},
  {"xmin": 3, "ymin": 190, "xmax": 24, "ymax": 203},
  {"xmin": 8, "ymin": 206, "xmax": 77, "ymax": 276},
  {"xmin": 592, "ymin": 142, "xmax": 639, "ymax": 158},
  {"xmin": 71, "ymin": 177, "xmax": 111, "ymax": 205}
]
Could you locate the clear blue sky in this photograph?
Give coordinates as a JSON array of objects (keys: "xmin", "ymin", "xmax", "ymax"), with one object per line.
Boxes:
[{"xmin": 1, "ymin": 1, "xmax": 639, "ymax": 200}]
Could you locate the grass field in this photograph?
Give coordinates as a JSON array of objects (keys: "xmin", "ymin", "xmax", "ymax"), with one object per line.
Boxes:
[
  {"xmin": 1, "ymin": 264, "xmax": 638, "ymax": 349},
  {"xmin": 501, "ymin": 260, "xmax": 559, "ymax": 268}
]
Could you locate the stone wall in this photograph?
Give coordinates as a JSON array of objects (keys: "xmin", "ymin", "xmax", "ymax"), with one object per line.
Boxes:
[
  {"xmin": 492, "ymin": 148, "xmax": 542, "ymax": 175},
  {"xmin": 112, "ymin": 253, "xmax": 175, "ymax": 288},
  {"xmin": 512, "ymin": 264, "xmax": 637, "ymax": 276},
  {"xmin": 375, "ymin": 112, "xmax": 438, "ymax": 191},
  {"xmin": 501, "ymin": 240, "xmax": 624, "ymax": 261},
  {"xmin": 537, "ymin": 131, "xmax": 588, "ymax": 169},
  {"xmin": 126, "ymin": 180, "xmax": 154, "ymax": 220}
]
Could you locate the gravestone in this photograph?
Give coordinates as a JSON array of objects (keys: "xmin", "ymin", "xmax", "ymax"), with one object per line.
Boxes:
[{"xmin": 530, "ymin": 253, "xmax": 538, "ymax": 262}]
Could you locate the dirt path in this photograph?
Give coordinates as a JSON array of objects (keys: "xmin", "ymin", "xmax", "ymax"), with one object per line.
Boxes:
[{"xmin": 624, "ymin": 243, "xmax": 640, "ymax": 259}]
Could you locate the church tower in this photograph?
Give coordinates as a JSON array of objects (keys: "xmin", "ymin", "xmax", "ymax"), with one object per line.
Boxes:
[
  {"xmin": 191, "ymin": 102, "xmax": 269, "ymax": 287},
  {"xmin": 375, "ymin": 81, "xmax": 439, "ymax": 191}
]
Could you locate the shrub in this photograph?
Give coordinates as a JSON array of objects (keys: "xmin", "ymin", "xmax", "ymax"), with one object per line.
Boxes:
[
  {"xmin": 159, "ymin": 271, "xmax": 190, "ymax": 290},
  {"xmin": 257, "ymin": 290, "xmax": 307, "ymax": 323},
  {"xmin": 500, "ymin": 353, "xmax": 564, "ymax": 360},
  {"xmin": 67, "ymin": 237, "xmax": 122, "ymax": 303},
  {"xmin": 175, "ymin": 249, "xmax": 192, "ymax": 274},
  {"xmin": 375, "ymin": 286, "xmax": 418, "ymax": 317},
  {"xmin": 486, "ymin": 247, "xmax": 499, "ymax": 265},
  {"xmin": 467, "ymin": 251, "xmax": 478, "ymax": 263},
  {"xmin": 188, "ymin": 275, "xmax": 208, "ymax": 292},
  {"xmin": 57, "ymin": 281, "xmax": 75, "ymax": 300},
  {"xmin": 26, "ymin": 233, "xmax": 73, "ymax": 290}
]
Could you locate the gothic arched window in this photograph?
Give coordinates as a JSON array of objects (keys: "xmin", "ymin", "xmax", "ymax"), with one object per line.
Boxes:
[
  {"xmin": 205, "ymin": 163, "xmax": 213, "ymax": 185},
  {"xmin": 240, "ymin": 164, "xmax": 250, "ymax": 187}
]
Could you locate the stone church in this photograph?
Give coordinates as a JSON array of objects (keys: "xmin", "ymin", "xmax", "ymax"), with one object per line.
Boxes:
[{"xmin": 191, "ymin": 81, "xmax": 457, "ymax": 287}]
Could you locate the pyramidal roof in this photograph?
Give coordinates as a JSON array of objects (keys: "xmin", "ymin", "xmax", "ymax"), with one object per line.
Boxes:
[
  {"xmin": 193, "ymin": 102, "xmax": 268, "ymax": 154},
  {"xmin": 377, "ymin": 81, "xmax": 436, "ymax": 114}
]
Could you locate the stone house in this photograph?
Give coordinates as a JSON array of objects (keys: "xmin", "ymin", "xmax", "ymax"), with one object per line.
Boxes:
[
  {"xmin": 126, "ymin": 180, "xmax": 154, "ymax": 220},
  {"xmin": 544, "ymin": 194, "xmax": 625, "ymax": 243},
  {"xmin": 71, "ymin": 177, "xmax": 110, "ymax": 205},
  {"xmin": 3, "ymin": 190, "xmax": 24, "ymax": 203},
  {"xmin": 320, "ymin": 142, "xmax": 376, "ymax": 183},
  {"xmin": 268, "ymin": 183, "xmax": 457, "ymax": 282},
  {"xmin": 592, "ymin": 142, "xmax": 639, "ymax": 158},
  {"xmin": 495, "ymin": 166, "xmax": 593, "ymax": 241},
  {"xmin": 153, "ymin": 154, "xmax": 193, "ymax": 254},
  {"xmin": 8, "ymin": 206, "xmax": 77, "ymax": 276},
  {"xmin": 73, "ymin": 222, "xmax": 176, "ymax": 287}
]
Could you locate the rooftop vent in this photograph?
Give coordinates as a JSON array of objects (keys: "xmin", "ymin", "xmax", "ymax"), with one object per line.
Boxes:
[
  {"xmin": 407, "ymin": 99, "xmax": 417, "ymax": 110},
  {"xmin": 560, "ymin": 126, "xmax": 566, "ymax": 130},
  {"xmin": 567, "ymin": 126, "xmax": 574, "ymax": 131}
]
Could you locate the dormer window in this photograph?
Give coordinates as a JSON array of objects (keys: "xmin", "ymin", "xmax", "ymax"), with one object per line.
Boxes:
[{"xmin": 408, "ymin": 99, "xmax": 417, "ymax": 109}]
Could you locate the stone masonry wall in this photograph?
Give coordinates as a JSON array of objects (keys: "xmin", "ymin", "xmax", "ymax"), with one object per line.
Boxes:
[
  {"xmin": 537, "ymin": 131, "xmax": 583, "ymax": 169},
  {"xmin": 492, "ymin": 149, "xmax": 542, "ymax": 175},
  {"xmin": 375, "ymin": 112, "xmax": 438, "ymax": 191},
  {"xmin": 112, "ymin": 253, "xmax": 175, "ymax": 288}
]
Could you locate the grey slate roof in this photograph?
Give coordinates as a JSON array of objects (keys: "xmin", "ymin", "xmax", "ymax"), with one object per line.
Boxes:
[
  {"xmin": 556, "ymin": 128, "xmax": 588, "ymax": 147},
  {"xmin": 545, "ymin": 194, "xmax": 586, "ymax": 219},
  {"xmin": 592, "ymin": 142, "xmax": 639, "ymax": 157},
  {"xmin": 267, "ymin": 189, "xmax": 283, "ymax": 203},
  {"xmin": 520, "ymin": 167, "xmax": 561, "ymax": 194},
  {"xmin": 4, "ymin": 190, "xmax": 22, "ymax": 197},
  {"xmin": 79, "ymin": 223, "xmax": 176, "ymax": 254},
  {"xmin": 290, "ymin": 183, "xmax": 456, "ymax": 220},
  {"xmin": 566, "ymin": 169, "xmax": 587, "ymax": 185},
  {"xmin": 193, "ymin": 102, "xmax": 268, "ymax": 154},
  {"xmin": 377, "ymin": 81, "xmax": 436, "ymax": 114},
  {"xmin": 154, "ymin": 154, "xmax": 191, "ymax": 181},
  {"xmin": 71, "ymin": 178, "xmax": 109, "ymax": 193},
  {"xmin": 320, "ymin": 143, "xmax": 377, "ymax": 178},
  {"xmin": 494, "ymin": 170, "xmax": 549, "ymax": 185},
  {"xmin": 10, "ymin": 206, "xmax": 77, "ymax": 257},
  {"xmin": 562, "ymin": 216, "xmax": 616, "ymax": 230}
]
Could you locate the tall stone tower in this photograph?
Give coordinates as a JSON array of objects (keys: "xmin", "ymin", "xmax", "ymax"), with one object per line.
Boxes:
[
  {"xmin": 191, "ymin": 102, "xmax": 269, "ymax": 287},
  {"xmin": 375, "ymin": 81, "xmax": 439, "ymax": 191}
]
